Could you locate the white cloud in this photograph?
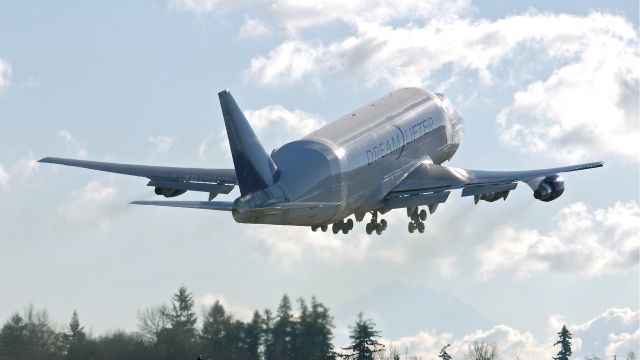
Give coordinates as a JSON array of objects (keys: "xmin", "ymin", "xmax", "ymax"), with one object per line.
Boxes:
[
  {"xmin": 0, "ymin": 164, "xmax": 8, "ymax": 188},
  {"xmin": 171, "ymin": 0, "xmax": 470, "ymax": 31},
  {"xmin": 0, "ymin": 58, "xmax": 11, "ymax": 90},
  {"xmin": 551, "ymin": 308, "xmax": 640, "ymax": 358},
  {"xmin": 197, "ymin": 294, "xmax": 254, "ymax": 320},
  {"xmin": 497, "ymin": 23, "xmax": 640, "ymax": 162},
  {"xmin": 58, "ymin": 130, "xmax": 88, "ymax": 158},
  {"xmin": 476, "ymin": 201, "xmax": 640, "ymax": 280},
  {"xmin": 14, "ymin": 150, "xmax": 39, "ymax": 177},
  {"xmin": 241, "ymin": 10, "xmax": 639, "ymax": 161},
  {"xmin": 382, "ymin": 308, "xmax": 639, "ymax": 360},
  {"xmin": 217, "ymin": 104, "xmax": 325, "ymax": 154},
  {"xmin": 435, "ymin": 256, "xmax": 458, "ymax": 279},
  {"xmin": 58, "ymin": 180, "xmax": 118, "ymax": 229},
  {"xmin": 239, "ymin": 17, "xmax": 271, "ymax": 38},
  {"xmin": 148, "ymin": 135, "xmax": 177, "ymax": 158},
  {"xmin": 248, "ymin": 225, "xmax": 371, "ymax": 268}
]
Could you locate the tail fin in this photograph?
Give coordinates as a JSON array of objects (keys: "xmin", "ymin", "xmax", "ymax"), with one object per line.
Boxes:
[{"xmin": 218, "ymin": 90, "xmax": 277, "ymax": 196}]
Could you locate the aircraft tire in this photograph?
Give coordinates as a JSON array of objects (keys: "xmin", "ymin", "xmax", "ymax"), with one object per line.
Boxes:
[
  {"xmin": 346, "ymin": 218, "xmax": 354, "ymax": 230},
  {"xmin": 366, "ymin": 223, "xmax": 373, "ymax": 235},
  {"xmin": 418, "ymin": 222, "xmax": 425, "ymax": 233},
  {"xmin": 311, "ymin": 226, "xmax": 318, "ymax": 232},
  {"xmin": 321, "ymin": 225, "xmax": 328, "ymax": 232},
  {"xmin": 342, "ymin": 227, "xmax": 349, "ymax": 234},
  {"xmin": 419, "ymin": 209, "xmax": 427, "ymax": 221},
  {"xmin": 408, "ymin": 222, "xmax": 415, "ymax": 233},
  {"xmin": 376, "ymin": 227, "xmax": 382, "ymax": 235},
  {"xmin": 332, "ymin": 223, "xmax": 340, "ymax": 234},
  {"xmin": 380, "ymin": 219, "xmax": 387, "ymax": 230}
]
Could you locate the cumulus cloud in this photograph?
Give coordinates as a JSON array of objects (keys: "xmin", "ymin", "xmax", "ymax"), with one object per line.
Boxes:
[
  {"xmin": 239, "ymin": 17, "xmax": 271, "ymax": 38},
  {"xmin": 0, "ymin": 165, "xmax": 8, "ymax": 188},
  {"xmin": 58, "ymin": 180, "xmax": 118, "ymax": 229},
  {"xmin": 14, "ymin": 150, "xmax": 39, "ymax": 177},
  {"xmin": 171, "ymin": 0, "xmax": 470, "ymax": 31},
  {"xmin": 551, "ymin": 308, "xmax": 640, "ymax": 358},
  {"xmin": 476, "ymin": 201, "xmax": 640, "ymax": 280},
  {"xmin": 148, "ymin": 135, "xmax": 177, "ymax": 158},
  {"xmin": 248, "ymin": 225, "xmax": 372, "ymax": 268},
  {"xmin": 197, "ymin": 294, "xmax": 254, "ymax": 320},
  {"xmin": 0, "ymin": 58, "xmax": 11, "ymax": 90},
  {"xmin": 216, "ymin": 104, "xmax": 325, "ymax": 154},
  {"xmin": 58, "ymin": 130, "xmax": 88, "ymax": 158},
  {"xmin": 382, "ymin": 308, "xmax": 638, "ymax": 360}
]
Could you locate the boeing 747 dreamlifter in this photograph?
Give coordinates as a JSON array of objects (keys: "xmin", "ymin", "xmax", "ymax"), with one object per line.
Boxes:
[{"xmin": 40, "ymin": 88, "xmax": 603, "ymax": 234}]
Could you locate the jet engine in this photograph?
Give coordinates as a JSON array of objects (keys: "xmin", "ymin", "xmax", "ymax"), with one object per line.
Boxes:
[
  {"xmin": 533, "ymin": 175, "xmax": 565, "ymax": 202},
  {"xmin": 154, "ymin": 187, "xmax": 187, "ymax": 198}
]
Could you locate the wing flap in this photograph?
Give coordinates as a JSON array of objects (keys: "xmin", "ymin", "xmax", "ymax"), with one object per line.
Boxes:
[{"xmin": 461, "ymin": 182, "xmax": 517, "ymax": 197}]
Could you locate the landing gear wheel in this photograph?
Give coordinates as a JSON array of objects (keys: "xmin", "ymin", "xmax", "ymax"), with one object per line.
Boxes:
[
  {"xmin": 332, "ymin": 223, "xmax": 340, "ymax": 234},
  {"xmin": 311, "ymin": 226, "xmax": 318, "ymax": 232},
  {"xmin": 419, "ymin": 209, "xmax": 427, "ymax": 221},
  {"xmin": 342, "ymin": 227, "xmax": 349, "ymax": 234},
  {"xmin": 408, "ymin": 222, "xmax": 416, "ymax": 233},
  {"xmin": 380, "ymin": 219, "xmax": 387, "ymax": 230},
  {"xmin": 376, "ymin": 227, "xmax": 382, "ymax": 235},
  {"xmin": 417, "ymin": 221, "xmax": 425, "ymax": 233},
  {"xmin": 366, "ymin": 223, "xmax": 373, "ymax": 235},
  {"xmin": 346, "ymin": 218, "xmax": 354, "ymax": 230},
  {"xmin": 321, "ymin": 225, "xmax": 328, "ymax": 232}
]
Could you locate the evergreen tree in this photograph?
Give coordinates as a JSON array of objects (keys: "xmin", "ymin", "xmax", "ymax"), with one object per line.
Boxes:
[
  {"xmin": 340, "ymin": 313, "xmax": 385, "ymax": 360},
  {"xmin": 0, "ymin": 313, "xmax": 28, "ymax": 359},
  {"xmin": 263, "ymin": 309, "xmax": 276, "ymax": 360},
  {"xmin": 62, "ymin": 310, "xmax": 87, "ymax": 360},
  {"xmin": 553, "ymin": 325, "xmax": 573, "ymax": 360},
  {"xmin": 155, "ymin": 286, "xmax": 198, "ymax": 359},
  {"xmin": 438, "ymin": 344, "xmax": 452, "ymax": 360},
  {"xmin": 273, "ymin": 295, "xmax": 295, "ymax": 360},
  {"xmin": 201, "ymin": 300, "xmax": 231, "ymax": 359},
  {"xmin": 244, "ymin": 311, "xmax": 263, "ymax": 360},
  {"xmin": 302, "ymin": 297, "xmax": 335, "ymax": 360}
]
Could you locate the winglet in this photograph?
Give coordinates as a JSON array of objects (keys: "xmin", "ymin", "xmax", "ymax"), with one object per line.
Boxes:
[{"xmin": 219, "ymin": 90, "xmax": 278, "ymax": 196}]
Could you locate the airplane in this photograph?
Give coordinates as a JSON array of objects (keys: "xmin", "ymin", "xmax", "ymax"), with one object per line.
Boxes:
[{"xmin": 39, "ymin": 87, "xmax": 603, "ymax": 235}]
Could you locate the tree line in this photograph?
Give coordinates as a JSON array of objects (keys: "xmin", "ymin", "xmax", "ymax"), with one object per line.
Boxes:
[{"xmin": 0, "ymin": 286, "xmax": 635, "ymax": 360}]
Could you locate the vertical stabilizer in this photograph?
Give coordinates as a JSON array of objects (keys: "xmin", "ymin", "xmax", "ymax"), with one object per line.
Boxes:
[{"xmin": 218, "ymin": 90, "xmax": 277, "ymax": 196}]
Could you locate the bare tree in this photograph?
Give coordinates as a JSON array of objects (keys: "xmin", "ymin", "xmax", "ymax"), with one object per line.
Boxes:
[
  {"xmin": 136, "ymin": 304, "xmax": 169, "ymax": 344},
  {"xmin": 464, "ymin": 341, "xmax": 497, "ymax": 360}
]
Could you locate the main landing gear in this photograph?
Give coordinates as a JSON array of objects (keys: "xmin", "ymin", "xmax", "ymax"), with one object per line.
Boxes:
[
  {"xmin": 407, "ymin": 207, "xmax": 426, "ymax": 233},
  {"xmin": 310, "ymin": 224, "xmax": 329, "ymax": 232},
  {"xmin": 311, "ymin": 219, "xmax": 354, "ymax": 234},
  {"xmin": 365, "ymin": 211, "xmax": 387, "ymax": 235}
]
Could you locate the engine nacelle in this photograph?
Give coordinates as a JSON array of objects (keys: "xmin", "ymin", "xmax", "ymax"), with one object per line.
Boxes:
[
  {"xmin": 533, "ymin": 175, "xmax": 565, "ymax": 202},
  {"xmin": 154, "ymin": 187, "xmax": 187, "ymax": 198}
]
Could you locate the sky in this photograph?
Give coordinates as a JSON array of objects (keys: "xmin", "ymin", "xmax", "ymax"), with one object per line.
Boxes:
[{"xmin": 0, "ymin": 0, "xmax": 638, "ymax": 358}]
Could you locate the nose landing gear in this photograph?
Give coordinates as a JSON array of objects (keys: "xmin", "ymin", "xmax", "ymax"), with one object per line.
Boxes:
[{"xmin": 365, "ymin": 211, "xmax": 387, "ymax": 235}]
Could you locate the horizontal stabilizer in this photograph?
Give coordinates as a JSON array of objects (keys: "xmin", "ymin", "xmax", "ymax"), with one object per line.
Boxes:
[
  {"xmin": 130, "ymin": 200, "xmax": 234, "ymax": 211},
  {"xmin": 257, "ymin": 202, "xmax": 340, "ymax": 211}
]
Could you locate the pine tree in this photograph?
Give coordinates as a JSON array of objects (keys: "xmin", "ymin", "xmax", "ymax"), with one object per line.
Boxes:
[
  {"xmin": 438, "ymin": 344, "xmax": 452, "ymax": 360},
  {"xmin": 263, "ymin": 309, "xmax": 276, "ymax": 360},
  {"xmin": 340, "ymin": 313, "xmax": 385, "ymax": 360},
  {"xmin": 553, "ymin": 325, "xmax": 573, "ymax": 360},
  {"xmin": 155, "ymin": 286, "xmax": 198, "ymax": 359},
  {"xmin": 244, "ymin": 311, "xmax": 263, "ymax": 360},
  {"xmin": 273, "ymin": 295, "xmax": 295, "ymax": 360},
  {"xmin": 0, "ymin": 313, "xmax": 28, "ymax": 359},
  {"xmin": 201, "ymin": 300, "xmax": 231, "ymax": 360},
  {"xmin": 63, "ymin": 310, "xmax": 87, "ymax": 360}
]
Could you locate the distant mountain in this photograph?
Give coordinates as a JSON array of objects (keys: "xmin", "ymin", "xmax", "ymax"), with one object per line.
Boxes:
[{"xmin": 335, "ymin": 284, "xmax": 494, "ymax": 339}]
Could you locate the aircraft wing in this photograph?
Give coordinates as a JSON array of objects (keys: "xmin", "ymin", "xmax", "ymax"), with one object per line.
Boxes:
[
  {"xmin": 384, "ymin": 161, "xmax": 603, "ymax": 210},
  {"xmin": 39, "ymin": 157, "xmax": 237, "ymax": 194}
]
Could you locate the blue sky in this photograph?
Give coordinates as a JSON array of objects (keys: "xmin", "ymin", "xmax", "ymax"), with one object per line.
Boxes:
[{"xmin": 0, "ymin": 0, "xmax": 638, "ymax": 358}]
